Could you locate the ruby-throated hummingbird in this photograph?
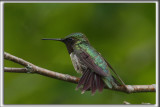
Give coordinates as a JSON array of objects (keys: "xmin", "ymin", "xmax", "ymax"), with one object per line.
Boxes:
[{"xmin": 42, "ymin": 33, "xmax": 126, "ymax": 95}]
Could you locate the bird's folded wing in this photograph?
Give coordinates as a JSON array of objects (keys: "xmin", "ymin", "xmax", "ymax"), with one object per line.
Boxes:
[
  {"xmin": 76, "ymin": 51, "xmax": 108, "ymax": 77},
  {"xmin": 104, "ymin": 59, "xmax": 126, "ymax": 86}
]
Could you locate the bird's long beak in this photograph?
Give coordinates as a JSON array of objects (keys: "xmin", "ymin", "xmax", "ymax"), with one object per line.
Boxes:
[{"xmin": 42, "ymin": 38, "xmax": 65, "ymax": 42}]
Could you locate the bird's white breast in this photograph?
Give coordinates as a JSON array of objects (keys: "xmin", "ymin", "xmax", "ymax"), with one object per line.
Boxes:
[{"xmin": 70, "ymin": 52, "xmax": 83, "ymax": 74}]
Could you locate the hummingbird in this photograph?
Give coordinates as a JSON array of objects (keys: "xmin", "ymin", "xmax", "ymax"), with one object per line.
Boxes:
[{"xmin": 42, "ymin": 33, "xmax": 126, "ymax": 95}]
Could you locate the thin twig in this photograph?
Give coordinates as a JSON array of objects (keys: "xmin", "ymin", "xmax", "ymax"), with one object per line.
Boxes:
[
  {"xmin": 123, "ymin": 101, "xmax": 130, "ymax": 104},
  {"xmin": 123, "ymin": 101, "xmax": 151, "ymax": 104},
  {"xmin": 4, "ymin": 52, "xmax": 156, "ymax": 93}
]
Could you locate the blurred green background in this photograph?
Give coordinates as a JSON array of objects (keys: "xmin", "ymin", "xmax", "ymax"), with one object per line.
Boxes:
[{"xmin": 4, "ymin": 3, "xmax": 156, "ymax": 104}]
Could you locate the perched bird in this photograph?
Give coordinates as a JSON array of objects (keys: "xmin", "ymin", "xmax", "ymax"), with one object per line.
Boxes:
[{"xmin": 42, "ymin": 33, "xmax": 126, "ymax": 95}]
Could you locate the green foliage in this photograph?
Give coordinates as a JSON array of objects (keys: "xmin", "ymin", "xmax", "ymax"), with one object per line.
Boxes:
[{"xmin": 4, "ymin": 3, "xmax": 156, "ymax": 104}]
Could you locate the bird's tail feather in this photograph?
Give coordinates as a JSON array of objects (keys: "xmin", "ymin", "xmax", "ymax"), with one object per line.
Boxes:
[
  {"xmin": 103, "ymin": 75, "xmax": 121, "ymax": 89},
  {"xmin": 76, "ymin": 70, "xmax": 105, "ymax": 95}
]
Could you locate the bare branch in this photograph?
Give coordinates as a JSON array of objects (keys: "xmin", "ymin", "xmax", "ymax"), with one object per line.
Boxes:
[
  {"xmin": 4, "ymin": 67, "xmax": 28, "ymax": 73},
  {"xmin": 4, "ymin": 52, "xmax": 156, "ymax": 93},
  {"xmin": 4, "ymin": 52, "xmax": 79, "ymax": 84}
]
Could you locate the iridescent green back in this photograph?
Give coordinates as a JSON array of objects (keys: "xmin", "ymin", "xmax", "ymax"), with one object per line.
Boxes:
[{"xmin": 75, "ymin": 42, "xmax": 110, "ymax": 74}]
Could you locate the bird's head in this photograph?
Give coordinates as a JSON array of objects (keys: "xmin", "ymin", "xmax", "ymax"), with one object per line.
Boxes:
[
  {"xmin": 42, "ymin": 32, "xmax": 90, "ymax": 46},
  {"xmin": 42, "ymin": 33, "xmax": 90, "ymax": 53}
]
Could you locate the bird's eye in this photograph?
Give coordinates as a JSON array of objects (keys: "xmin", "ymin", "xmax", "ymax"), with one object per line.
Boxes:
[{"xmin": 67, "ymin": 38, "xmax": 73, "ymax": 41}]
